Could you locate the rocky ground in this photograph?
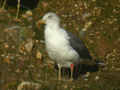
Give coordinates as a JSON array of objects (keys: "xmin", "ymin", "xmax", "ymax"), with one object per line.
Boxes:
[{"xmin": 0, "ymin": 0, "xmax": 120, "ymax": 90}]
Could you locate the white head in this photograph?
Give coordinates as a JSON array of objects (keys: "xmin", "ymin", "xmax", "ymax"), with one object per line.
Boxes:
[{"xmin": 42, "ymin": 12, "xmax": 60, "ymax": 26}]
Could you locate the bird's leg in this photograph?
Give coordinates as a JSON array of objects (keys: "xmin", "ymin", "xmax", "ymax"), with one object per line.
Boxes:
[
  {"xmin": 58, "ymin": 64, "xmax": 62, "ymax": 80},
  {"xmin": 70, "ymin": 64, "xmax": 74, "ymax": 81}
]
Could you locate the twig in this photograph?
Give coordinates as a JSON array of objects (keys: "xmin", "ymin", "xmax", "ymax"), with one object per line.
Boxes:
[
  {"xmin": 16, "ymin": 0, "xmax": 20, "ymax": 19},
  {"xmin": 1, "ymin": 0, "xmax": 6, "ymax": 9}
]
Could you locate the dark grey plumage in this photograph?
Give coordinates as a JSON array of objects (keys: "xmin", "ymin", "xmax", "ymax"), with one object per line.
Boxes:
[{"xmin": 67, "ymin": 31, "xmax": 92, "ymax": 60}]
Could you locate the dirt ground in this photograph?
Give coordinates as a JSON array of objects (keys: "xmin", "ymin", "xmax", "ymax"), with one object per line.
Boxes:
[{"xmin": 0, "ymin": 0, "xmax": 120, "ymax": 90}]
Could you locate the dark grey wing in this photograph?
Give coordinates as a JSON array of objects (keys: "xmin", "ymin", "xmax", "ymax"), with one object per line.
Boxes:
[{"xmin": 66, "ymin": 31, "xmax": 92, "ymax": 60}]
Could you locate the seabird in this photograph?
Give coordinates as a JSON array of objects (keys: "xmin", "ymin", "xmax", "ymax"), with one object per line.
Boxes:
[{"xmin": 39, "ymin": 12, "xmax": 93, "ymax": 80}]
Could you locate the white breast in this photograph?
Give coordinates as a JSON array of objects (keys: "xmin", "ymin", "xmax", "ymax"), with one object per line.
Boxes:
[{"xmin": 44, "ymin": 26, "xmax": 79, "ymax": 67}]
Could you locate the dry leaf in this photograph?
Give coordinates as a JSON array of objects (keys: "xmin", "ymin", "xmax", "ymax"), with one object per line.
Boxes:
[
  {"xmin": 4, "ymin": 56, "xmax": 10, "ymax": 64},
  {"xmin": 36, "ymin": 51, "xmax": 42, "ymax": 60}
]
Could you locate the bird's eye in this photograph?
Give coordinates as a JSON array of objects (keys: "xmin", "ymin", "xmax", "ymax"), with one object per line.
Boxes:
[{"xmin": 48, "ymin": 15, "xmax": 52, "ymax": 18}]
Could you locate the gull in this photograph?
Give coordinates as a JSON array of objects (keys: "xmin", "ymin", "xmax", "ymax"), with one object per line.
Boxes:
[{"xmin": 39, "ymin": 12, "xmax": 93, "ymax": 80}]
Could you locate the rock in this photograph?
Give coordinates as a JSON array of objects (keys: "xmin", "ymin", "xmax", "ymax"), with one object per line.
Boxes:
[
  {"xmin": 4, "ymin": 43, "xmax": 9, "ymax": 48},
  {"xmin": 36, "ymin": 51, "xmax": 42, "ymax": 60},
  {"xmin": 41, "ymin": 1, "xmax": 48, "ymax": 8},
  {"xmin": 22, "ymin": 10, "xmax": 33, "ymax": 19},
  {"xmin": 85, "ymin": 72, "xmax": 90, "ymax": 77},
  {"xmin": 24, "ymin": 39, "xmax": 34, "ymax": 53},
  {"xmin": 25, "ymin": 10, "xmax": 33, "ymax": 16},
  {"xmin": 95, "ymin": 76, "xmax": 100, "ymax": 80},
  {"xmin": 84, "ymin": 78, "xmax": 88, "ymax": 81},
  {"xmin": 4, "ymin": 56, "xmax": 10, "ymax": 64}
]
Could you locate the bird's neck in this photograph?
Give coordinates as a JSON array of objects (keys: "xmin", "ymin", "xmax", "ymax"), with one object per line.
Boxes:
[
  {"xmin": 44, "ymin": 23, "xmax": 61, "ymax": 40},
  {"xmin": 45, "ymin": 22, "xmax": 60, "ymax": 31}
]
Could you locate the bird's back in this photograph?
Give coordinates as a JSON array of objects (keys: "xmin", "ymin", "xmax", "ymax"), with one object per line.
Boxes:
[{"xmin": 66, "ymin": 31, "xmax": 92, "ymax": 60}]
